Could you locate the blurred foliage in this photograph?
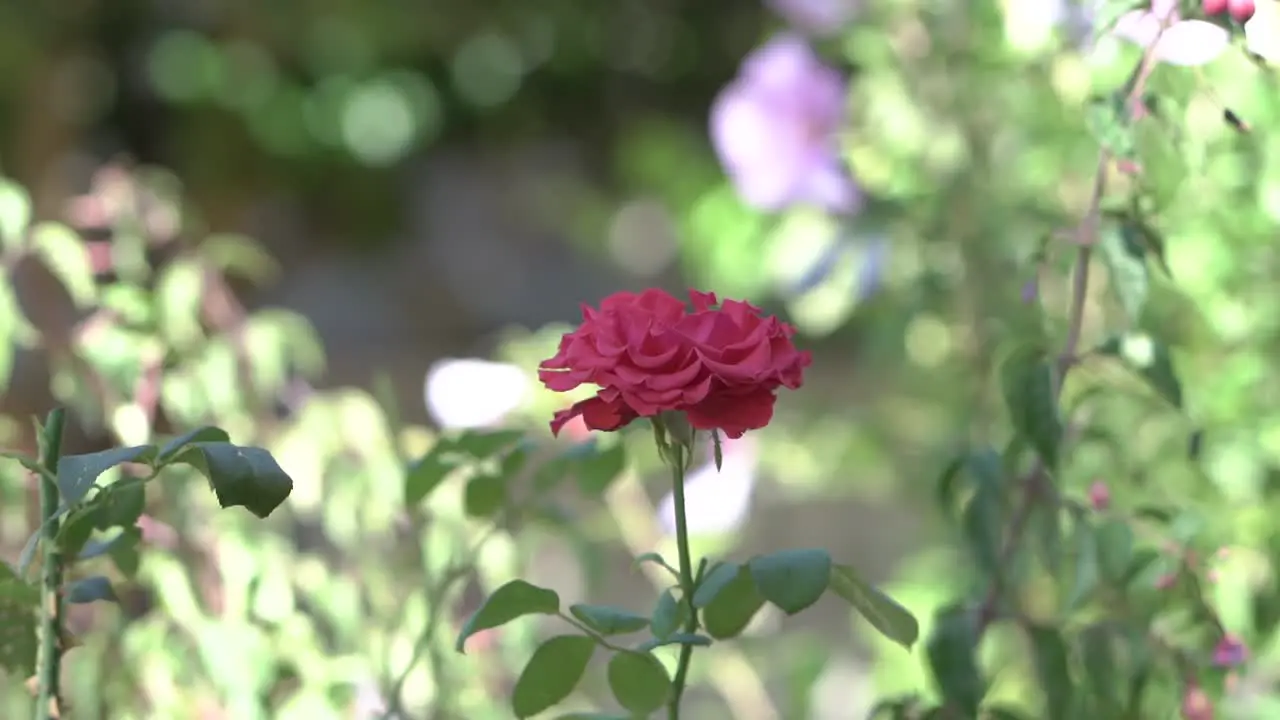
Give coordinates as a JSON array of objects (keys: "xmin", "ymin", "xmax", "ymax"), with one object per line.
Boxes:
[{"xmin": 0, "ymin": 0, "xmax": 1278, "ymax": 717}]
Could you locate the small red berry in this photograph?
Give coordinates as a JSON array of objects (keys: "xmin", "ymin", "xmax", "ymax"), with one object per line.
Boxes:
[
  {"xmin": 1203, "ymin": 0, "xmax": 1228, "ymax": 15},
  {"xmin": 1229, "ymin": 0, "xmax": 1257, "ymax": 22}
]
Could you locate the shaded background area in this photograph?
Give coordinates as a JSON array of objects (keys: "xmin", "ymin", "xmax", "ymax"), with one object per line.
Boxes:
[{"xmin": 1, "ymin": 0, "xmax": 1280, "ymax": 717}]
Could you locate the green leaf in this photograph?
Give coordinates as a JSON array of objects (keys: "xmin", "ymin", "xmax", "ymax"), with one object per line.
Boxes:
[
  {"xmin": 635, "ymin": 633, "xmax": 712, "ymax": 652},
  {"xmin": 65, "ymin": 575, "xmax": 118, "ymax": 604},
  {"xmin": 464, "ymin": 446, "xmax": 527, "ymax": 517},
  {"xmin": 94, "ymin": 478, "xmax": 147, "ymax": 529},
  {"xmin": 702, "ymin": 565, "xmax": 765, "ymax": 639},
  {"xmin": 606, "ymin": 650, "xmax": 672, "ymax": 716},
  {"xmin": 1099, "ymin": 223, "xmax": 1149, "ymax": 325},
  {"xmin": 167, "ymin": 442, "xmax": 293, "ymax": 518},
  {"xmin": 55, "ymin": 504, "xmax": 102, "ymax": 557},
  {"xmin": 633, "ymin": 551, "xmax": 679, "ymax": 579},
  {"xmin": 1066, "ymin": 516, "xmax": 1100, "ymax": 611},
  {"xmin": 569, "ymin": 604, "xmax": 650, "ymax": 636},
  {"xmin": 198, "ymin": 232, "xmax": 280, "ymax": 285},
  {"xmin": 0, "ymin": 177, "xmax": 31, "ymax": 251},
  {"xmin": 404, "ymin": 449, "xmax": 456, "ymax": 506},
  {"xmin": 555, "ymin": 714, "xmax": 630, "ymax": 720},
  {"xmin": 747, "ymin": 548, "xmax": 832, "ymax": 615},
  {"xmin": 29, "ymin": 221, "xmax": 97, "ymax": 307},
  {"xmin": 57, "ymin": 445, "xmax": 156, "ymax": 506},
  {"xmin": 1000, "ymin": 343, "xmax": 1062, "ymax": 468},
  {"xmin": 925, "ymin": 605, "xmax": 985, "ymax": 716},
  {"xmin": 17, "ymin": 530, "xmax": 40, "ymax": 577},
  {"xmin": 109, "ymin": 528, "xmax": 142, "ymax": 577},
  {"xmin": 1096, "ymin": 334, "xmax": 1182, "ymax": 408},
  {"xmin": 78, "ymin": 526, "xmax": 140, "ymax": 561},
  {"xmin": 511, "ymin": 634, "xmax": 595, "ymax": 718},
  {"xmin": 455, "ymin": 429, "xmax": 526, "ymax": 459},
  {"xmin": 1096, "ymin": 518, "xmax": 1134, "ymax": 585},
  {"xmin": 961, "ymin": 452, "xmax": 1004, "ymax": 579},
  {"xmin": 575, "ymin": 442, "xmax": 626, "ymax": 496},
  {"xmin": 0, "ymin": 567, "xmax": 38, "ymax": 673},
  {"xmin": 691, "ymin": 561, "xmax": 740, "ymax": 608},
  {"xmin": 1030, "ymin": 502, "xmax": 1065, "ymax": 574},
  {"xmin": 1026, "ymin": 624, "xmax": 1073, "ymax": 720},
  {"xmin": 650, "ymin": 588, "xmax": 686, "ymax": 639},
  {"xmin": 156, "ymin": 426, "xmax": 231, "ymax": 462},
  {"xmin": 455, "ymin": 579, "xmax": 560, "ymax": 653},
  {"xmin": 1080, "ymin": 624, "xmax": 1121, "ymax": 715},
  {"xmin": 828, "ymin": 564, "xmax": 919, "ymax": 649}
]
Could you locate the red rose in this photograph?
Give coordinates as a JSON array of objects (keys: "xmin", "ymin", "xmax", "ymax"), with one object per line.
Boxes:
[{"xmin": 539, "ymin": 289, "xmax": 810, "ymax": 439}]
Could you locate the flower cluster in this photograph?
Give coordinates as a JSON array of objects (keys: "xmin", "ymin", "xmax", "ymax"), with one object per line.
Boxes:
[{"xmin": 539, "ymin": 289, "xmax": 811, "ymax": 439}]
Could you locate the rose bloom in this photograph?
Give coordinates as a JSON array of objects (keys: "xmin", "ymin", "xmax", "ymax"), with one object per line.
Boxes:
[{"xmin": 538, "ymin": 289, "xmax": 811, "ymax": 439}]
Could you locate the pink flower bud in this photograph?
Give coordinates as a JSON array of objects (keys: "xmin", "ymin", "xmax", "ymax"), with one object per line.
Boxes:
[
  {"xmin": 1212, "ymin": 634, "xmax": 1247, "ymax": 667},
  {"xmin": 1156, "ymin": 573, "xmax": 1177, "ymax": 590},
  {"xmin": 1088, "ymin": 480, "xmax": 1110, "ymax": 511},
  {"xmin": 1181, "ymin": 683, "xmax": 1213, "ymax": 720}
]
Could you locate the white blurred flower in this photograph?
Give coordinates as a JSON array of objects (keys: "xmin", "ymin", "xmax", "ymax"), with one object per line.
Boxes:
[
  {"xmin": 423, "ymin": 358, "xmax": 531, "ymax": 429},
  {"xmin": 657, "ymin": 436, "xmax": 759, "ymax": 536},
  {"xmin": 1108, "ymin": 0, "xmax": 1280, "ymax": 66}
]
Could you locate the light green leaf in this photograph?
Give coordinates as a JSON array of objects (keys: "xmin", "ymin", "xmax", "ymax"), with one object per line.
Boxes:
[
  {"xmin": 198, "ymin": 232, "xmax": 280, "ymax": 284},
  {"xmin": 154, "ymin": 258, "xmax": 206, "ymax": 350},
  {"xmin": 748, "ymin": 548, "xmax": 832, "ymax": 615},
  {"xmin": 29, "ymin": 221, "xmax": 97, "ymax": 307},
  {"xmin": 702, "ymin": 565, "xmax": 765, "ymax": 639},
  {"xmin": 0, "ymin": 565, "xmax": 38, "ymax": 673},
  {"xmin": 606, "ymin": 650, "xmax": 672, "ymax": 716},
  {"xmin": 828, "ymin": 564, "xmax": 919, "ymax": 650},
  {"xmin": 569, "ymin": 604, "xmax": 650, "ymax": 636},
  {"xmin": 511, "ymin": 634, "xmax": 595, "ymax": 718},
  {"xmin": 0, "ymin": 177, "xmax": 31, "ymax": 251},
  {"xmin": 456, "ymin": 579, "xmax": 560, "ymax": 653},
  {"xmin": 649, "ymin": 587, "xmax": 686, "ymax": 639}
]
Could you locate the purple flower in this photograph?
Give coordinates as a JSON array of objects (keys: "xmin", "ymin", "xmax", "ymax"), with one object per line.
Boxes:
[
  {"xmin": 1212, "ymin": 634, "xmax": 1248, "ymax": 667},
  {"xmin": 710, "ymin": 34, "xmax": 860, "ymax": 214},
  {"xmin": 766, "ymin": 0, "xmax": 861, "ymax": 36}
]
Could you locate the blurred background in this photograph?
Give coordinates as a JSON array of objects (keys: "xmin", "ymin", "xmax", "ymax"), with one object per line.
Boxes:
[{"xmin": 1, "ymin": 0, "xmax": 1279, "ymax": 717}]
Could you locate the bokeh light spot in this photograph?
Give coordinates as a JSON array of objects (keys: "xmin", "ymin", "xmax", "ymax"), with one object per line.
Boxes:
[
  {"xmin": 451, "ymin": 32, "xmax": 525, "ymax": 108},
  {"xmin": 341, "ymin": 81, "xmax": 417, "ymax": 166},
  {"xmin": 148, "ymin": 31, "xmax": 223, "ymax": 102}
]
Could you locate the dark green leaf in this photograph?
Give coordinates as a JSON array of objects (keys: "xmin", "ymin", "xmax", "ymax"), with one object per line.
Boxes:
[
  {"xmin": 747, "ymin": 548, "xmax": 831, "ymax": 615},
  {"xmin": 109, "ymin": 529, "xmax": 142, "ymax": 577},
  {"xmin": 168, "ymin": 442, "xmax": 293, "ymax": 518},
  {"xmin": 1000, "ymin": 343, "xmax": 1063, "ymax": 468},
  {"xmin": 691, "ymin": 561, "xmax": 740, "ymax": 608},
  {"xmin": 606, "ymin": 650, "xmax": 672, "ymax": 716},
  {"xmin": 1097, "ymin": 334, "xmax": 1182, "ymax": 408},
  {"xmin": 936, "ymin": 454, "xmax": 967, "ymax": 518},
  {"xmin": 94, "ymin": 478, "xmax": 146, "ymax": 529},
  {"xmin": 1031, "ymin": 502, "xmax": 1065, "ymax": 574},
  {"xmin": 156, "ymin": 426, "xmax": 230, "ymax": 461},
  {"xmin": 962, "ymin": 456, "xmax": 1004, "ymax": 579},
  {"xmin": 456, "ymin": 579, "xmax": 560, "ymax": 653},
  {"xmin": 568, "ymin": 604, "xmax": 650, "ymax": 635},
  {"xmin": 829, "ymin": 564, "xmax": 919, "ymax": 650},
  {"xmin": 1096, "ymin": 519, "xmax": 1134, "ymax": 585},
  {"xmin": 1121, "ymin": 548, "xmax": 1161, "ymax": 585},
  {"xmin": 511, "ymin": 634, "xmax": 595, "ymax": 718},
  {"xmin": 1066, "ymin": 517, "xmax": 1100, "ymax": 610},
  {"xmin": 1099, "ymin": 223, "xmax": 1149, "ymax": 325},
  {"xmin": 464, "ymin": 472, "xmax": 509, "ymax": 518},
  {"xmin": 925, "ymin": 605, "xmax": 985, "ymax": 716},
  {"xmin": 1132, "ymin": 505, "xmax": 1173, "ymax": 524},
  {"xmin": 55, "ymin": 504, "xmax": 102, "ymax": 557},
  {"xmin": 703, "ymin": 565, "xmax": 766, "ymax": 639},
  {"xmin": 984, "ymin": 707, "xmax": 1037, "ymax": 720},
  {"xmin": 77, "ymin": 526, "xmax": 140, "ymax": 562},
  {"xmin": 650, "ymin": 588, "xmax": 686, "ymax": 639},
  {"xmin": 65, "ymin": 575, "xmax": 118, "ymax": 604},
  {"xmin": 712, "ymin": 430, "xmax": 723, "ymax": 471},
  {"xmin": 575, "ymin": 442, "xmax": 626, "ymax": 496},
  {"xmin": 1026, "ymin": 624, "xmax": 1072, "ymax": 720},
  {"xmin": 1080, "ymin": 624, "xmax": 1121, "ymax": 715},
  {"xmin": 634, "ymin": 633, "xmax": 712, "ymax": 652},
  {"xmin": 57, "ymin": 446, "xmax": 156, "ymax": 506}
]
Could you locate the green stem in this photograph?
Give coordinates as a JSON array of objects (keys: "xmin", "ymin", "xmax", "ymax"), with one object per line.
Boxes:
[
  {"xmin": 36, "ymin": 408, "xmax": 66, "ymax": 720},
  {"xmin": 667, "ymin": 443, "xmax": 697, "ymax": 719}
]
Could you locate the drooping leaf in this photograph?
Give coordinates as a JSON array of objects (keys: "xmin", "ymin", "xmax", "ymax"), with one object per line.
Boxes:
[
  {"xmin": 156, "ymin": 426, "xmax": 231, "ymax": 462},
  {"xmin": 568, "ymin": 604, "xmax": 650, "ymax": 636},
  {"xmin": 456, "ymin": 579, "xmax": 560, "ymax": 653},
  {"xmin": 828, "ymin": 564, "xmax": 919, "ymax": 650},
  {"xmin": 166, "ymin": 442, "xmax": 293, "ymax": 518},
  {"xmin": 606, "ymin": 650, "xmax": 672, "ymax": 716},
  {"xmin": 511, "ymin": 635, "xmax": 595, "ymax": 718},
  {"xmin": 747, "ymin": 548, "xmax": 832, "ymax": 615}
]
